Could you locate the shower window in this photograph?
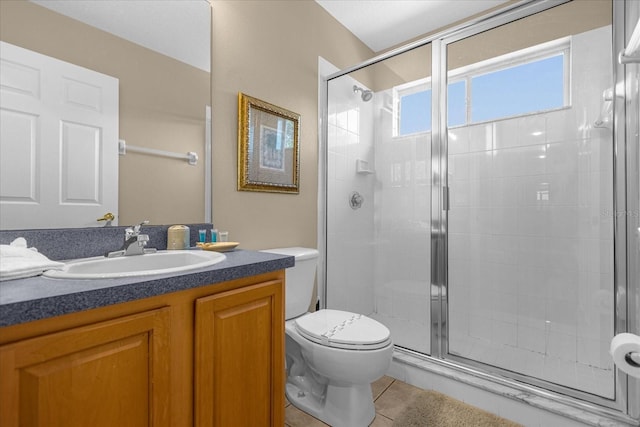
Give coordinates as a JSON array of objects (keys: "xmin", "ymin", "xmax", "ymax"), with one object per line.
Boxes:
[
  {"xmin": 395, "ymin": 37, "xmax": 570, "ymax": 136},
  {"xmin": 398, "ymin": 88, "xmax": 431, "ymax": 135},
  {"xmin": 394, "ymin": 78, "xmax": 464, "ymax": 135},
  {"xmin": 468, "ymin": 45, "xmax": 569, "ymax": 122}
]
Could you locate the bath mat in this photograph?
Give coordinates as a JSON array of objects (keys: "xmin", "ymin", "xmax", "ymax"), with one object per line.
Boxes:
[{"xmin": 392, "ymin": 389, "xmax": 522, "ymax": 427}]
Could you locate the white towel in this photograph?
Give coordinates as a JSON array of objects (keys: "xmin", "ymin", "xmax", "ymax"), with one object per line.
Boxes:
[{"xmin": 0, "ymin": 238, "xmax": 64, "ymax": 281}]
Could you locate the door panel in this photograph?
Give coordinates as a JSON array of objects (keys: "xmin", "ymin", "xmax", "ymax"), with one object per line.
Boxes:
[{"xmin": 0, "ymin": 41, "xmax": 118, "ymax": 229}]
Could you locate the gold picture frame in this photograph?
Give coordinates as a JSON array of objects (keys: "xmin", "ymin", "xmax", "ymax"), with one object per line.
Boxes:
[{"xmin": 237, "ymin": 93, "xmax": 300, "ymax": 194}]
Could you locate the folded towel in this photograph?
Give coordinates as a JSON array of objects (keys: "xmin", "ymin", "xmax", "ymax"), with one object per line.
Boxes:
[{"xmin": 0, "ymin": 238, "xmax": 64, "ymax": 281}]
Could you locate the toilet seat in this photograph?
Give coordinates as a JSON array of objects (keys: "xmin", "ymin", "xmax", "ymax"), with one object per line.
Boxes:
[{"xmin": 294, "ymin": 309, "xmax": 391, "ymax": 350}]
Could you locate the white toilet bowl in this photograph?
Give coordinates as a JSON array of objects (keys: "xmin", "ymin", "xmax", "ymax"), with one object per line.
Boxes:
[
  {"xmin": 285, "ymin": 310, "xmax": 393, "ymax": 427},
  {"xmin": 262, "ymin": 247, "xmax": 393, "ymax": 427}
]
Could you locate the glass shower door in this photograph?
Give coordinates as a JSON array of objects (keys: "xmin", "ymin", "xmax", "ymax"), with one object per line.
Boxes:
[
  {"xmin": 325, "ymin": 44, "xmax": 433, "ymax": 355},
  {"xmin": 445, "ymin": 0, "xmax": 616, "ymax": 401}
]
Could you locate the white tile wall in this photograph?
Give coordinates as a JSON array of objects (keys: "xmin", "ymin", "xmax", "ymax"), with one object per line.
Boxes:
[
  {"xmin": 326, "ymin": 76, "xmax": 376, "ymax": 316},
  {"xmin": 371, "ymin": 100, "xmax": 432, "ymax": 353},
  {"xmin": 447, "ymin": 26, "xmax": 615, "ymax": 399}
]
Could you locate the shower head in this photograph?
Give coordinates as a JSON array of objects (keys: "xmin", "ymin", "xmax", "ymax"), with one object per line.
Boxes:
[{"xmin": 353, "ymin": 85, "xmax": 373, "ymax": 102}]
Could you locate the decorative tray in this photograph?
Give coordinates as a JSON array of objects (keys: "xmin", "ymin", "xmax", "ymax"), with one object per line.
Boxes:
[{"xmin": 196, "ymin": 242, "xmax": 239, "ymax": 252}]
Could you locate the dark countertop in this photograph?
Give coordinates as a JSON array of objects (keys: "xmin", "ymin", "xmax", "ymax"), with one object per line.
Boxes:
[{"xmin": 0, "ymin": 249, "xmax": 294, "ymax": 327}]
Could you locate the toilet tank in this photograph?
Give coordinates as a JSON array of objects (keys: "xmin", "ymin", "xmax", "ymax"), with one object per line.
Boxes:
[{"xmin": 261, "ymin": 247, "xmax": 318, "ymax": 320}]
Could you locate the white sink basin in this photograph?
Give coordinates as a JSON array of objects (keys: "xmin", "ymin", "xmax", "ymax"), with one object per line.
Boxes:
[{"xmin": 43, "ymin": 250, "xmax": 226, "ymax": 279}]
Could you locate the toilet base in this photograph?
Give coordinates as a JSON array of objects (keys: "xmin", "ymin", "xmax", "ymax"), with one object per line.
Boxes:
[{"xmin": 286, "ymin": 379, "xmax": 375, "ymax": 427}]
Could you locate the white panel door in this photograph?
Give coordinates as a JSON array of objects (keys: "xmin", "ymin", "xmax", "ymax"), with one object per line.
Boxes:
[{"xmin": 0, "ymin": 41, "xmax": 118, "ymax": 229}]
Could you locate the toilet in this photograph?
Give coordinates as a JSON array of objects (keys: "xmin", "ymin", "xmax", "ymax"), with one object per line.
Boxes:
[{"xmin": 262, "ymin": 247, "xmax": 393, "ymax": 427}]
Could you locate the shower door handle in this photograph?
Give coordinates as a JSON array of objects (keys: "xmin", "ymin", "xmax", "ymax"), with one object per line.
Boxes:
[{"xmin": 443, "ymin": 186, "xmax": 450, "ymax": 211}]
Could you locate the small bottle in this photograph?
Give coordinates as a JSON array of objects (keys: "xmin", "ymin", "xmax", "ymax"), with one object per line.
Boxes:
[
  {"xmin": 198, "ymin": 229, "xmax": 207, "ymax": 243},
  {"xmin": 211, "ymin": 228, "xmax": 218, "ymax": 243}
]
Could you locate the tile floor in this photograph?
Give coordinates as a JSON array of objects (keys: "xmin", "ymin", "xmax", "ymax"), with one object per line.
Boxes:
[{"xmin": 285, "ymin": 376, "xmax": 428, "ymax": 427}]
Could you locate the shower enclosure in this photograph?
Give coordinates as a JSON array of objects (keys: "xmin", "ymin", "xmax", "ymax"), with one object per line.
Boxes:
[{"xmin": 320, "ymin": 0, "xmax": 639, "ymax": 423}]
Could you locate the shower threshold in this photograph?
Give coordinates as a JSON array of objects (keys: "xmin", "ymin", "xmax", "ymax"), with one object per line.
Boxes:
[{"xmin": 390, "ymin": 348, "xmax": 638, "ymax": 427}]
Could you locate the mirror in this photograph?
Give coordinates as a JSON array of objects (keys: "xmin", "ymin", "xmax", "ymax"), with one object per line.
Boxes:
[{"xmin": 0, "ymin": 0, "xmax": 211, "ymax": 229}]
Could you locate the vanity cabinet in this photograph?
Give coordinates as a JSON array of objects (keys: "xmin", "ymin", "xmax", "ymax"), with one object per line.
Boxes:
[
  {"xmin": 0, "ymin": 271, "xmax": 285, "ymax": 427},
  {"xmin": 0, "ymin": 308, "xmax": 171, "ymax": 427},
  {"xmin": 195, "ymin": 280, "xmax": 284, "ymax": 427}
]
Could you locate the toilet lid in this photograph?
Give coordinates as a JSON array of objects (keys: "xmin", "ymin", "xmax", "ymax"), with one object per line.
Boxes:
[{"xmin": 294, "ymin": 309, "xmax": 391, "ymax": 350}]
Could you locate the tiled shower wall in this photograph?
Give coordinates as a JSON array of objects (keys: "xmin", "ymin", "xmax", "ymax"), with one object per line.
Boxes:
[
  {"xmin": 327, "ymin": 76, "xmax": 433, "ymax": 354},
  {"xmin": 371, "ymin": 96, "xmax": 432, "ymax": 355},
  {"xmin": 446, "ymin": 26, "xmax": 614, "ymax": 398},
  {"xmin": 326, "ymin": 76, "xmax": 375, "ymax": 316}
]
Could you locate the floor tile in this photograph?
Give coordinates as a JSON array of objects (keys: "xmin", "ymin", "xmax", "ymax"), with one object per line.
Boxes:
[
  {"xmin": 370, "ymin": 413, "xmax": 394, "ymax": 426},
  {"xmin": 374, "ymin": 380, "xmax": 424, "ymax": 420},
  {"xmin": 371, "ymin": 375, "xmax": 395, "ymax": 401},
  {"xmin": 285, "ymin": 403, "xmax": 329, "ymax": 427},
  {"xmin": 285, "ymin": 377, "xmax": 424, "ymax": 426}
]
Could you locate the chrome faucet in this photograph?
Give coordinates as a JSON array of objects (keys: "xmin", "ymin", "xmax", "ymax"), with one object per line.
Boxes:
[{"xmin": 105, "ymin": 220, "xmax": 157, "ymax": 257}]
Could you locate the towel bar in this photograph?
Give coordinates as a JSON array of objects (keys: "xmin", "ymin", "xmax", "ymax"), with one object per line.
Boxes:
[{"xmin": 118, "ymin": 139, "xmax": 198, "ymax": 165}]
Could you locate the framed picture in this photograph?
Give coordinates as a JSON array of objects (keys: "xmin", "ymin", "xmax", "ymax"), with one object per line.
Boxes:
[{"xmin": 237, "ymin": 93, "xmax": 300, "ymax": 193}]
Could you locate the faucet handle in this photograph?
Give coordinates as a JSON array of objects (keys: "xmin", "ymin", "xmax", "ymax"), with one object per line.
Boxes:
[
  {"xmin": 125, "ymin": 221, "xmax": 148, "ymax": 239},
  {"xmin": 126, "ymin": 220, "xmax": 149, "ymax": 236},
  {"xmin": 133, "ymin": 220, "xmax": 149, "ymax": 233}
]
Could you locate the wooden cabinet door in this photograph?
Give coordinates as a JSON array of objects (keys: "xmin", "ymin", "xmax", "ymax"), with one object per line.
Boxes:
[
  {"xmin": 0, "ymin": 308, "xmax": 170, "ymax": 427},
  {"xmin": 195, "ymin": 280, "xmax": 284, "ymax": 427}
]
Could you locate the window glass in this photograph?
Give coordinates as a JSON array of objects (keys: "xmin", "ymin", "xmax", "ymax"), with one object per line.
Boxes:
[
  {"xmin": 396, "ymin": 46, "xmax": 567, "ymax": 136},
  {"xmin": 399, "ymin": 90, "xmax": 431, "ymax": 135},
  {"xmin": 471, "ymin": 54, "xmax": 565, "ymax": 122}
]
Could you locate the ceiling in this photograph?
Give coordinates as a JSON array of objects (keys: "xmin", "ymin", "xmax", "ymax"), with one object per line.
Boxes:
[
  {"xmin": 29, "ymin": 0, "xmax": 211, "ymax": 72},
  {"xmin": 315, "ymin": 0, "xmax": 510, "ymax": 52},
  {"xmin": 28, "ymin": 0, "xmax": 510, "ymax": 71}
]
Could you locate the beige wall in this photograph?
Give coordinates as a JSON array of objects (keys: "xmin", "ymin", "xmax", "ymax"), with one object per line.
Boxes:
[
  {"xmin": 448, "ymin": 0, "xmax": 611, "ymax": 69},
  {"xmin": 211, "ymin": 0, "xmax": 373, "ymax": 250},
  {"xmin": 353, "ymin": 0, "xmax": 610, "ymax": 93},
  {"xmin": 0, "ymin": 0, "xmax": 210, "ymax": 227}
]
